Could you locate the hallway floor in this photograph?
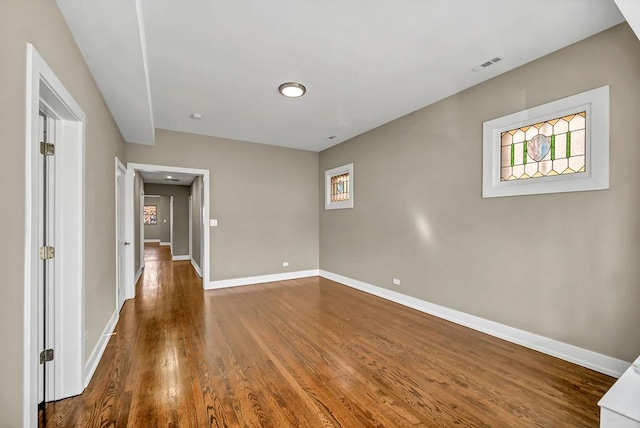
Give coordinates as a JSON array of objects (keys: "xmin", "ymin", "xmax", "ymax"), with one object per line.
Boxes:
[{"xmin": 44, "ymin": 244, "xmax": 615, "ymax": 426}]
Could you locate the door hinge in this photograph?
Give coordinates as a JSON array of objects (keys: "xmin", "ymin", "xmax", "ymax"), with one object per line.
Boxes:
[
  {"xmin": 40, "ymin": 349, "xmax": 54, "ymax": 364},
  {"xmin": 39, "ymin": 246, "xmax": 55, "ymax": 260},
  {"xmin": 40, "ymin": 141, "xmax": 55, "ymax": 156}
]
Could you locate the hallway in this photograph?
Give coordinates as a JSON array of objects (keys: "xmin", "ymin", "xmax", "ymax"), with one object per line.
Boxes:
[
  {"xmin": 45, "ymin": 243, "xmax": 203, "ymax": 425},
  {"xmin": 44, "ymin": 245, "xmax": 614, "ymax": 426}
]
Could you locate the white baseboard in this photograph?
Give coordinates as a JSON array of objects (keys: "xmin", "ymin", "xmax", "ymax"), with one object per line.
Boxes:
[
  {"xmin": 207, "ymin": 269, "xmax": 320, "ymax": 290},
  {"xmin": 191, "ymin": 259, "xmax": 202, "ymax": 277},
  {"xmin": 172, "ymin": 255, "xmax": 190, "ymax": 261},
  {"xmin": 160, "ymin": 241, "xmax": 171, "ymax": 246},
  {"xmin": 134, "ymin": 265, "xmax": 144, "ymax": 286},
  {"xmin": 319, "ymin": 270, "xmax": 630, "ymax": 378},
  {"xmin": 144, "ymin": 239, "xmax": 160, "ymax": 243},
  {"xmin": 84, "ymin": 308, "xmax": 118, "ymax": 387}
]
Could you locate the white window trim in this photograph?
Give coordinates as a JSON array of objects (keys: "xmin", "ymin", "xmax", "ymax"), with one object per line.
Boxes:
[
  {"xmin": 325, "ymin": 163, "xmax": 354, "ymax": 210},
  {"xmin": 482, "ymin": 85, "xmax": 609, "ymax": 198}
]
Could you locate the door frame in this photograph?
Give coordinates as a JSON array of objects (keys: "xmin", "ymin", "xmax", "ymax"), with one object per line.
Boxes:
[
  {"xmin": 189, "ymin": 195, "xmax": 193, "ymax": 261},
  {"xmin": 126, "ymin": 163, "xmax": 210, "ymax": 294},
  {"xmin": 115, "ymin": 158, "xmax": 127, "ymax": 313},
  {"xmin": 169, "ymin": 196, "xmax": 174, "ymax": 256},
  {"xmin": 37, "ymin": 113, "xmax": 56, "ymax": 405},
  {"xmin": 25, "ymin": 44, "xmax": 85, "ymax": 426},
  {"xmin": 139, "ymin": 189, "xmax": 145, "ymax": 274}
]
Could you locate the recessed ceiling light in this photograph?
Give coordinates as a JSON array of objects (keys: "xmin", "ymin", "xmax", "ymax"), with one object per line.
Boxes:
[
  {"xmin": 190, "ymin": 113, "xmax": 203, "ymax": 120},
  {"xmin": 279, "ymin": 82, "xmax": 306, "ymax": 98},
  {"xmin": 166, "ymin": 175, "xmax": 173, "ymax": 179}
]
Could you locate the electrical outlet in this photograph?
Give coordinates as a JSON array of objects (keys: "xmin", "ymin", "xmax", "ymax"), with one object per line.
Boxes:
[
  {"xmin": 282, "ymin": 262, "xmax": 289, "ymax": 267},
  {"xmin": 392, "ymin": 278, "xmax": 401, "ymax": 286}
]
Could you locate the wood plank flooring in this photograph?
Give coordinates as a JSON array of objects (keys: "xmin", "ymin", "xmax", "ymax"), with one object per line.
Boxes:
[{"xmin": 45, "ymin": 243, "xmax": 615, "ymax": 426}]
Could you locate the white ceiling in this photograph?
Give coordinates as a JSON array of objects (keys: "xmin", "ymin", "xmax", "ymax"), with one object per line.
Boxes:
[
  {"xmin": 139, "ymin": 170, "xmax": 197, "ymax": 186},
  {"xmin": 57, "ymin": 0, "xmax": 630, "ymax": 152},
  {"xmin": 57, "ymin": 0, "xmax": 155, "ymax": 145},
  {"xmin": 614, "ymin": 0, "xmax": 640, "ymax": 39}
]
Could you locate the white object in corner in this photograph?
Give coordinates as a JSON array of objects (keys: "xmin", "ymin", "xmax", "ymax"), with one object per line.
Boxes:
[
  {"xmin": 319, "ymin": 270, "xmax": 630, "ymax": 378},
  {"xmin": 208, "ymin": 269, "xmax": 320, "ymax": 290},
  {"xmin": 599, "ymin": 355, "xmax": 640, "ymax": 427},
  {"xmin": 172, "ymin": 255, "xmax": 190, "ymax": 261}
]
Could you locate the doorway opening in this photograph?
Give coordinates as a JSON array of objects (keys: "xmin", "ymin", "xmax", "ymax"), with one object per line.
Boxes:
[
  {"xmin": 126, "ymin": 163, "xmax": 210, "ymax": 298},
  {"xmin": 142, "ymin": 194, "xmax": 173, "ymax": 252}
]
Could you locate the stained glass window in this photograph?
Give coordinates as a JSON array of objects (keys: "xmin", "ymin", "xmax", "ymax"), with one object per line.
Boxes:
[
  {"xmin": 500, "ymin": 111, "xmax": 586, "ymax": 181},
  {"xmin": 325, "ymin": 163, "xmax": 354, "ymax": 209},
  {"xmin": 330, "ymin": 172, "xmax": 350, "ymax": 202},
  {"xmin": 144, "ymin": 205, "xmax": 157, "ymax": 225}
]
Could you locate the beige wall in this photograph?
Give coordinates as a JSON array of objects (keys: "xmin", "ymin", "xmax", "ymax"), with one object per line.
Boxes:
[
  {"xmin": 0, "ymin": 0, "xmax": 126, "ymax": 424},
  {"xmin": 126, "ymin": 129, "xmax": 319, "ymax": 280},
  {"xmin": 320, "ymin": 23, "xmax": 640, "ymax": 363}
]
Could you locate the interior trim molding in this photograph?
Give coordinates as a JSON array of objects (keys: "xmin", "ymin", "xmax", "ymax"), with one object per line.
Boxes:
[
  {"xmin": 319, "ymin": 270, "xmax": 630, "ymax": 378},
  {"xmin": 207, "ymin": 269, "xmax": 320, "ymax": 290},
  {"xmin": 191, "ymin": 259, "xmax": 202, "ymax": 277},
  {"xmin": 128, "ymin": 163, "xmax": 211, "ymax": 293},
  {"xmin": 160, "ymin": 241, "xmax": 171, "ymax": 246},
  {"xmin": 144, "ymin": 239, "xmax": 160, "ymax": 243},
  {"xmin": 172, "ymin": 255, "xmax": 190, "ymax": 261},
  {"xmin": 134, "ymin": 266, "xmax": 144, "ymax": 286},
  {"xmin": 24, "ymin": 43, "xmax": 86, "ymax": 425},
  {"xmin": 84, "ymin": 309, "xmax": 118, "ymax": 388}
]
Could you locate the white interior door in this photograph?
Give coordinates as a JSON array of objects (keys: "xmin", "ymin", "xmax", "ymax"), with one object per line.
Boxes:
[
  {"xmin": 116, "ymin": 160, "xmax": 127, "ymax": 312},
  {"xmin": 38, "ymin": 112, "xmax": 56, "ymax": 416},
  {"xmin": 37, "ymin": 113, "xmax": 45, "ymax": 410}
]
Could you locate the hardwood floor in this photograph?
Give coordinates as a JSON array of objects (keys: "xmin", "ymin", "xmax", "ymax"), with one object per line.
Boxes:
[{"xmin": 45, "ymin": 243, "xmax": 615, "ymax": 426}]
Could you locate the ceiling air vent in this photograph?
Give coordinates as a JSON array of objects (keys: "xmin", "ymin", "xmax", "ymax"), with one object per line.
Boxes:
[
  {"xmin": 472, "ymin": 56, "xmax": 503, "ymax": 72},
  {"xmin": 165, "ymin": 178, "xmax": 180, "ymax": 182}
]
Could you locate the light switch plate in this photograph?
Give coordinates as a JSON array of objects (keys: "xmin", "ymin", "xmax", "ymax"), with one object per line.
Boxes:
[{"xmin": 210, "ymin": 219, "xmax": 218, "ymax": 227}]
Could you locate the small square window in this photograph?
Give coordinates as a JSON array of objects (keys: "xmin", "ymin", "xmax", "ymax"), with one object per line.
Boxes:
[{"xmin": 325, "ymin": 163, "xmax": 354, "ymax": 210}]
